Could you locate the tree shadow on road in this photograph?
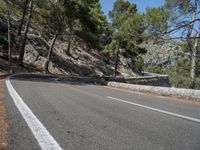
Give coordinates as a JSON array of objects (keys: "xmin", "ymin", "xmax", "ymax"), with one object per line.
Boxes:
[{"xmin": 9, "ymin": 74, "xmax": 104, "ymax": 86}]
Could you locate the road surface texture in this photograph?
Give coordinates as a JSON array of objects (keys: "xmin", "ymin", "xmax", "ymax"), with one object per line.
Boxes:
[{"xmin": 4, "ymin": 74, "xmax": 200, "ymax": 150}]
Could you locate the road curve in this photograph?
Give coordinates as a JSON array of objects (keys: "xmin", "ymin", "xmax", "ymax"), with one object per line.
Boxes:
[{"xmin": 5, "ymin": 74, "xmax": 200, "ymax": 150}]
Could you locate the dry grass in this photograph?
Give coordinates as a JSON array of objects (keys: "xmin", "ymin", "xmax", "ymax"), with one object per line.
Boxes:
[{"xmin": 0, "ymin": 80, "xmax": 8, "ymax": 149}]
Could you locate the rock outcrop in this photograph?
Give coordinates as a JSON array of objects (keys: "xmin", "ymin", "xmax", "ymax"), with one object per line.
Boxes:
[
  {"xmin": 141, "ymin": 40, "xmax": 185, "ymax": 66},
  {"xmin": 23, "ymin": 35, "xmax": 136, "ymax": 76}
]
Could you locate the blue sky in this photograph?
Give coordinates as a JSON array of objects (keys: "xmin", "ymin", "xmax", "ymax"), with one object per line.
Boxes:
[{"xmin": 100, "ymin": 0, "xmax": 165, "ymax": 17}]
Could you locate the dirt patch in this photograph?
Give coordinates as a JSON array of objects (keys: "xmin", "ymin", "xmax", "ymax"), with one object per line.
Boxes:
[{"xmin": 0, "ymin": 80, "xmax": 8, "ymax": 149}]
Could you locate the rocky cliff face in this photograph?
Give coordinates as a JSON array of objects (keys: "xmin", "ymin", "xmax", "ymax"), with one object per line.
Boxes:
[
  {"xmin": 141, "ymin": 40, "xmax": 185, "ymax": 67},
  {"xmin": 0, "ymin": 14, "xmax": 137, "ymax": 77},
  {"xmin": 23, "ymin": 34, "xmax": 136, "ymax": 77}
]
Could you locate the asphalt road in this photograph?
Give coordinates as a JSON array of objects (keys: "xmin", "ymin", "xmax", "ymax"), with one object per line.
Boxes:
[{"xmin": 4, "ymin": 75, "xmax": 200, "ymax": 150}]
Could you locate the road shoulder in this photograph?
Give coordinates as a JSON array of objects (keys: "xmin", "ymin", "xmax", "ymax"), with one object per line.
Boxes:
[
  {"xmin": 0, "ymin": 79, "xmax": 8, "ymax": 149},
  {"xmin": 4, "ymin": 77, "xmax": 41, "ymax": 150}
]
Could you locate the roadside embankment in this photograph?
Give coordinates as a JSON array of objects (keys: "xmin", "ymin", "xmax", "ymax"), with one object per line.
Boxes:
[
  {"xmin": 107, "ymin": 82, "xmax": 200, "ymax": 100},
  {"xmin": 0, "ymin": 79, "xmax": 8, "ymax": 149}
]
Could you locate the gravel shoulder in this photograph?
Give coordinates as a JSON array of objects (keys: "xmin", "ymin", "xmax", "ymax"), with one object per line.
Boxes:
[{"xmin": 0, "ymin": 79, "xmax": 8, "ymax": 149}]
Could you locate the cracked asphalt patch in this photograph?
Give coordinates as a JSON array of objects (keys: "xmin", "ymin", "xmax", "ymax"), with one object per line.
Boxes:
[{"xmin": 0, "ymin": 80, "xmax": 8, "ymax": 149}]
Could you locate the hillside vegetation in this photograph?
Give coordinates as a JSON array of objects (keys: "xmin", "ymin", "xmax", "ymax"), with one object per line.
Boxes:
[
  {"xmin": 0, "ymin": 0, "xmax": 200, "ymax": 89},
  {"xmin": 0, "ymin": 0, "xmax": 146, "ymax": 77},
  {"xmin": 142, "ymin": 40, "xmax": 200, "ymax": 89}
]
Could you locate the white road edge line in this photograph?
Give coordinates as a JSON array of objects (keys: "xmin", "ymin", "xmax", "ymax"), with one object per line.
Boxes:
[
  {"xmin": 107, "ymin": 96, "xmax": 200, "ymax": 124},
  {"xmin": 6, "ymin": 78, "xmax": 63, "ymax": 150}
]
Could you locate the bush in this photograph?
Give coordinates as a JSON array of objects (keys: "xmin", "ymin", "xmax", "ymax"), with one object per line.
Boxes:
[
  {"xmin": 145, "ymin": 64, "xmax": 200, "ymax": 89},
  {"xmin": 145, "ymin": 65, "xmax": 163, "ymax": 74},
  {"xmin": 196, "ymin": 77, "xmax": 200, "ymax": 89},
  {"xmin": 0, "ymin": 36, "xmax": 8, "ymax": 52}
]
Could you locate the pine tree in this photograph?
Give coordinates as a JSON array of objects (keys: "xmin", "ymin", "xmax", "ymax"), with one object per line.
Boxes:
[
  {"xmin": 108, "ymin": 0, "xmax": 146, "ymax": 76},
  {"xmin": 164, "ymin": 0, "xmax": 200, "ymax": 89}
]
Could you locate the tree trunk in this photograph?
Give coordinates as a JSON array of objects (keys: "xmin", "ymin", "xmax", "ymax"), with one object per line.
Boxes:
[
  {"xmin": 7, "ymin": 10, "xmax": 12, "ymax": 74},
  {"xmin": 185, "ymin": 1, "xmax": 198, "ymax": 89},
  {"xmin": 186, "ymin": 7, "xmax": 196, "ymax": 51},
  {"xmin": 66, "ymin": 33, "xmax": 71, "ymax": 56},
  {"xmin": 44, "ymin": 34, "xmax": 58, "ymax": 74},
  {"xmin": 114, "ymin": 48, "xmax": 119, "ymax": 77},
  {"xmin": 189, "ymin": 26, "xmax": 200, "ymax": 89},
  {"xmin": 18, "ymin": 0, "xmax": 29, "ymax": 36},
  {"xmin": 18, "ymin": 0, "xmax": 33, "ymax": 65}
]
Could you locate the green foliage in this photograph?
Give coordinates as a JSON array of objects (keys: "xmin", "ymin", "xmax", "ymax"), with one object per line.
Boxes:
[
  {"xmin": 45, "ymin": 1, "xmax": 65, "ymax": 34},
  {"xmin": 32, "ymin": 0, "xmax": 108, "ymax": 50},
  {"xmin": 109, "ymin": 0, "xmax": 136, "ymax": 28},
  {"xmin": 0, "ymin": 0, "xmax": 6, "ymax": 12},
  {"xmin": 135, "ymin": 56, "xmax": 145, "ymax": 74},
  {"xmin": 0, "ymin": 36, "xmax": 8, "ymax": 51},
  {"xmin": 196, "ymin": 77, "xmax": 200, "ymax": 89},
  {"xmin": 145, "ymin": 64, "xmax": 192, "ymax": 88},
  {"xmin": 78, "ymin": 0, "xmax": 108, "ymax": 49},
  {"xmin": 145, "ymin": 48, "xmax": 200, "ymax": 89},
  {"xmin": 33, "ymin": 0, "xmax": 66, "ymax": 38},
  {"xmin": 145, "ymin": 7, "xmax": 169, "ymax": 36},
  {"xmin": 121, "ymin": 14, "xmax": 144, "ymax": 41},
  {"xmin": 163, "ymin": 0, "xmax": 200, "ymax": 37},
  {"xmin": 0, "ymin": 0, "xmax": 28, "ymax": 17},
  {"xmin": 4, "ymin": 0, "xmax": 199, "ymax": 82},
  {"xmin": 164, "ymin": 0, "xmax": 192, "ymax": 13},
  {"xmin": 145, "ymin": 65, "xmax": 163, "ymax": 74},
  {"xmin": 107, "ymin": 0, "xmax": 146, "ymax": 73},
  {"xmin": 58, "ymin": 0, "xmax": 108, "ymax": 49},
  {"xmin": 89, "ymin": 2, "xmax": 107, "ymax": 31}
]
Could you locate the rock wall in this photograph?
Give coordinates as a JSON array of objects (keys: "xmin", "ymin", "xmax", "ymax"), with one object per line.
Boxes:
[
  {"xmin": 107, "ymin": 82, "xmax": 200, "ymax": 100},
  {"xmin": 104, "ymin": 75, "xmax": 170, "ymax": 87}
]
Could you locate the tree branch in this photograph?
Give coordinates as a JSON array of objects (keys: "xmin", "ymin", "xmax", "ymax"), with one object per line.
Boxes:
[{"xmin": 164, "ymin": 18, "xmax": 200, "ymax": 35}]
